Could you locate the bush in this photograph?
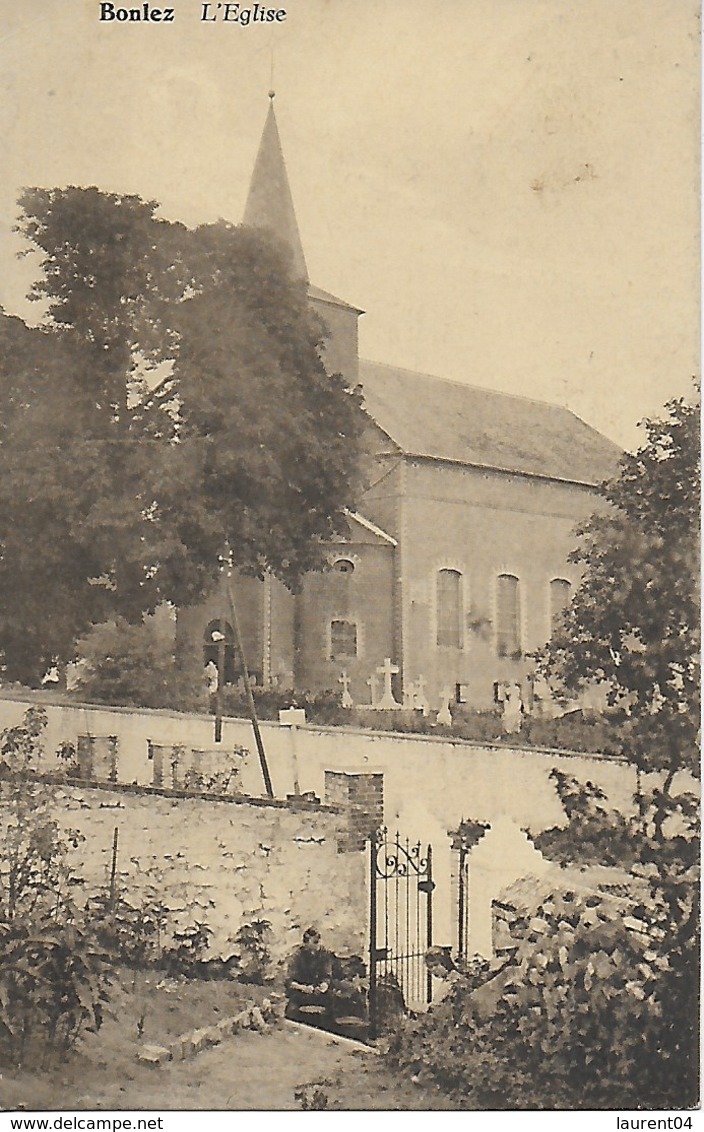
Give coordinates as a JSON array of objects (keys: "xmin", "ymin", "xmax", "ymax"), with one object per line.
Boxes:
[
  {"xmin": 220, "ymin": 685, "xmax": 346, "ymax": 726},
  {"xmin": 72, "ymin": 617, "xmax": 208, "ymax": 711},
  {"xmin": 0, "ymin": 709, "xmax": 112, "ymax": 1067},
  {"xmin": 388, "ymin": 880, "xmax": 698, "ymax": 1109},
  {"xmin": 0, "ymin": 915, "xmax": 110, "ymax": 1067},
  {"xmin": 228, "ymin": 918, "xmax": 273, "ymax": 984},
  {"xmin": 84, "ymin": 892, "xmax": 167, "ymax": 967}
]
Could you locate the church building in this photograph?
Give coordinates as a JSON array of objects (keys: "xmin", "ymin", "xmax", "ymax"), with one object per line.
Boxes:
[{"xmin": 177, "ymin": 98, "xmax": 621, "ymax": 713}]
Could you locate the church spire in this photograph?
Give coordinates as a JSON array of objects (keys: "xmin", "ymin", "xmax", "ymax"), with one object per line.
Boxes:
[{"xmin": 243, "ymin": 95, "xmax": 308, "ymax": 281}]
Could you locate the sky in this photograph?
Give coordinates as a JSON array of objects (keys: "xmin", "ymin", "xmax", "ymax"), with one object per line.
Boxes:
[{"xmin": 0, "ymin": 0, "xmax": 699, "ymax": 450}]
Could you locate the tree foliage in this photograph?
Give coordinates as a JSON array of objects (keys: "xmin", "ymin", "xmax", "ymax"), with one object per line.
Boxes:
[
  {"xmin": 539, "ymin": 394, "xmax": 700, "ymax": 783},
  {"xmin": 1, "ymin": 187, "xmax": 364, "ymax": 684}
]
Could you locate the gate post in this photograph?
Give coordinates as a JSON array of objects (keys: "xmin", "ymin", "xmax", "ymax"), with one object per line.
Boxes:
[
  {"xmin": 457, "ymin": 844, "xmax": 467, "ymax": 961},
  {"xmin": 425, "ymin": 843, "xmax": 433, "ymax": 1004},
  {"xmin": 368, "ymin": 832, "xmax": 378, "ymax": 1040}
]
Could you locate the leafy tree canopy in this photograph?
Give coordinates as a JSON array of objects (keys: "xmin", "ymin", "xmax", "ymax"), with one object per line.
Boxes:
[
  {"xmin": 539, "ymin": 393, "xmax": 700, "ymax": 784},
  {"xmin": 0, "ymin": 188, "xmax": 364, "ymax": 684}
]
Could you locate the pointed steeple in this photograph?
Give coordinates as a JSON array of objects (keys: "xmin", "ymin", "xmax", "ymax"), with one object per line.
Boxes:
[{"xmin": 243, "ymin": 95, "xmax": 308, "ymax": 281}]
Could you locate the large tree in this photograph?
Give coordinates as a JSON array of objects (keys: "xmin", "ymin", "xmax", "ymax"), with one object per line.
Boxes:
[
  {"xmin": 0, "ymin": 188, "xmax": 364, "ymax": 684},
  {"xmin": 539, "ymin": 392, "xmax": 700, "ymax": 787}
]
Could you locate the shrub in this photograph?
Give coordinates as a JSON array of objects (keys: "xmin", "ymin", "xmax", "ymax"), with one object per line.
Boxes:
[
  {"xmin": 220, "ymin": 685, "xmax": 346, "ymax": 725},
  {"xmin": 162, "ymin": 920, "xmax": 212, "ymax": 975},
  {"xmin": 72, "ymin": 617, "xmax": 208, "ymax": 711},
  {"xmin": 0, "ymin": 710, "xmax": 112, "ymax": 1067},
  {"xmin": 0, "ymin": 915, "xmax": 110, "ymax": 1067},
  {"xmin": 84, "ymin": 892, "xmax": 167, "ymax": 967},
  {"xmin": 228, "ymin": 918, "xmax": 273, "ymax": 984}
]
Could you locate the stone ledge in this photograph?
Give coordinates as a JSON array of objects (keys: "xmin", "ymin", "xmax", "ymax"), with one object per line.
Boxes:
[
  {"xmin": 12, "ymin": 771, "xmax": 343, "ymax": 814},
  {"xmin": 137, "ymin": 996, "xmax": 282, "ymax": 1066}
]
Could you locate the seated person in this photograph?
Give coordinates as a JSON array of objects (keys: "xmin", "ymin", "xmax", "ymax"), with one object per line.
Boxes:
[{"xmin": 285, "ymin": 927, "xmax": 334, "ymax": 1020}]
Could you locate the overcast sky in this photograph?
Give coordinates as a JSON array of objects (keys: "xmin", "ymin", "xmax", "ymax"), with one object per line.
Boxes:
[{"xmin": 0, "ymin": 0, "xmax": 699, "ymax": 449}]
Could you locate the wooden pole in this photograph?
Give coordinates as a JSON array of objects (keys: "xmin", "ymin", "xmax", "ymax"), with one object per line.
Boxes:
[
  {"xmin": 225, "ymin": 573, "xmax": 274, "ymax": 798},
  {"xmin": 214, "ymin": 632, "xmax": 225, "ymax": 744},
  {"xmin": 109, "ymin": 826, "xmax": 119, "ymax": 908}
]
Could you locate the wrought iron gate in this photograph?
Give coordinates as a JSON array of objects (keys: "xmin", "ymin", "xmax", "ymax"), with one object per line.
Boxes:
[{"xmin": 368, "ymin": 828, "xmax": 434, "ymax": 1038}]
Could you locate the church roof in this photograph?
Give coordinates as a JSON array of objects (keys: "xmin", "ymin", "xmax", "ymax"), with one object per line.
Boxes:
[
  {"xmin": 308, "ymin": 282, "xmax": 364, "ymax": 315},
  {"xmin": 243, "ymin": 99, "xmax": 308, "ymax": 281},
  {"xmin": 358, "ymin": 359, "xmax": 622, "ymax": 487}
]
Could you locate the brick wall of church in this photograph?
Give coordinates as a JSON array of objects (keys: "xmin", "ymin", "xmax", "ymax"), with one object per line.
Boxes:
[
  {"xmin": 293, "ymin": 540, "xmax": 395, "ymax": 703},
  {"xmin": 359, "ymin": 458, "xmax": 606, "ymax": 711},
  {"xmin": 395, "ymin": 460, "xmax": 601, "ymax": 710}
]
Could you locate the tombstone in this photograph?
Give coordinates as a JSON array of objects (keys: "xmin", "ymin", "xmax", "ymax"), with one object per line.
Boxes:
[
  {"xmin": 338, "ymin": 670, "xmax": 353, "ymax": 709},
  {"xmin": 436, "ymin": 686, "xmax": 453, "ymax": 727},
  {"xmin": 501, "ymin": 683, "xmax": 524, "ymax": 734},
  {"xmin": 402, "ymin": 683, "xmax": 415, "ymax": 710},
  {"xmin": 412, "ymin": 675, "xmax": 429, "ymax": 717},
  {"xmin": 77, "ymin": 735, "xmax": 118, "ymax": 782},
  {"xmin": 279, "ymin": 707, "xmax": 307, "ymax": 726},
  {"xmin": 376, "ymin": 658, "xmax": 401, "ymax": 710}
]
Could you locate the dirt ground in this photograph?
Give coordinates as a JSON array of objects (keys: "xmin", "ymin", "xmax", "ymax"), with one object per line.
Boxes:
[{"xmin": 0, "ymin": 973, "xmax": 460, "ymax": 1112}]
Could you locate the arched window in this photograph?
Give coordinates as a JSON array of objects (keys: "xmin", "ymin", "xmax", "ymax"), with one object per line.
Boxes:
[
  {"xmin": 550, "ymin": 578, "xmax": 572, "ymax": 636},
  {"xmin": 496, "ymin": 574, "xmax": 521, "ymax": 658},
  {"xmin": 437, "ymin": 569, "xmax": 462, "ymax": 648},
  {"xmin": 203, "ymin": 619, "xmax": 237, "ymax": 685}
]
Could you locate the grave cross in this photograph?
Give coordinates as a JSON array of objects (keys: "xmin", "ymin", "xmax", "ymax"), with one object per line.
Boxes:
[
  {"xmin": 376, "ymin": 657, "xmax": 401, "ymax": 710},
  {"xmin": 338, "ymin": 670, "xmax": 353, "ymax": 709}
]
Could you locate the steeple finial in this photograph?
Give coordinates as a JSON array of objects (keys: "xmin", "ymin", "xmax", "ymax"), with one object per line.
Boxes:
[{"xmin": 243, "ymin": 99, "xmax": 308, "ymax": 281}]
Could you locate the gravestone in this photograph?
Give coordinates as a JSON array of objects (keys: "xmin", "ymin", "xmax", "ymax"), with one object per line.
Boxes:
[
  {"xmin": 338, "ymin": 670, "xmax": 353, "ymax": 709},
  {"xmin": 376, "ymin": 658, "xmax": 401, "ymax": 710}
]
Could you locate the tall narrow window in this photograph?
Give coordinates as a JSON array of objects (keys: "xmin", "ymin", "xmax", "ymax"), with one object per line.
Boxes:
[
  {"xmin": 437, "ymin": 569, "xmax": 462, "ymax": 648},
  {"xmin": 496, "ymin": 574, "xmax": 521, "ymax": 658},
  {"xmin": 550, "ymin": 578, "xmax": 572, "ymax": 636},
  {"xmin": 330, "ymin": 619, "xmax": 357, "ymax": 660}
]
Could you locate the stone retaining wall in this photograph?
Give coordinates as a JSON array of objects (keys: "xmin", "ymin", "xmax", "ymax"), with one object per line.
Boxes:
[{"xmin": 50, "ymin": 779, "xmax": 367, "ymax": 966}]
